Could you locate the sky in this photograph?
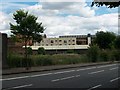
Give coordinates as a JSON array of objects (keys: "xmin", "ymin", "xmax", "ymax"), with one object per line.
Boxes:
[{"xmin": 0, "ymin": 0, "xmax": 119, "ymax": 37}]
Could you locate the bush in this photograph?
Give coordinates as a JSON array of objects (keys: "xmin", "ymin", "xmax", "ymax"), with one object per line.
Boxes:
[
  {"xmin": 27, "ymin": 47, "xmax": 33, "ymax": 55},
  {"xmin": 32, "ymin": 55, "xmax": 52, "ymax": 66},
  {"xmin": 7, "ymin": 52, "xmax": 34, "ymax": 68},
  {"xmin": 87, "ymin": 45, "xmax": 100, "ymax": 62},
  {"xmin": 38, "ymin": 47, "xmax": 45, "ymax": 55},
  {"xmin": 111, "ymin": 50, "xmax": 120, "ymax": 61},
  {"xmin": 67, "ymin": 49, "xmax": 74, "ymax": 54},
  {"xmin": 99, "ymin": 50, "xmax": 109, "ymax": 61},
  {"xmin": 7, "ymin": 53, "xmax": 24, "ymax": 68}
]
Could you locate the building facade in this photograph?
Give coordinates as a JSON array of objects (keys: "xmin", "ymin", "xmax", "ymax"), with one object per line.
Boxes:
[{"xmin": 31, "ymin": 34, "xmax": 95, "ymax": 54}]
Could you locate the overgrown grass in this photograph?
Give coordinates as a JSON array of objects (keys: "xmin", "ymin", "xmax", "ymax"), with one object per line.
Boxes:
[
  {"xmin": 7, "ymin": 54, "xmax": 88, "ymax": 68},
  {"xmin": 7, "ymin": 49, "xmax": 120, "ymax": 68}
]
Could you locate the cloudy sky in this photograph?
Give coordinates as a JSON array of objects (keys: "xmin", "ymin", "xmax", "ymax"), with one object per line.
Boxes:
[{"xmin": 0, "ymin": 0, "xmax": 119, "ymax": 37}]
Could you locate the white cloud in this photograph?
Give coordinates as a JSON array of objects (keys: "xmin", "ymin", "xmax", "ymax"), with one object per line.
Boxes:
[
  {"xmin": 0, "ymin": 12, "xmax": 10, "ymax": 30},
  {"xmin": 0, "ymin": 1, "xmax": 118, "ymax": 37}
]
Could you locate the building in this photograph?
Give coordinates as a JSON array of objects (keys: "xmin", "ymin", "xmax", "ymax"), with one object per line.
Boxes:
[{"xmin": 31, "ymin": 34, "xmax": 95, "ymax": 54}]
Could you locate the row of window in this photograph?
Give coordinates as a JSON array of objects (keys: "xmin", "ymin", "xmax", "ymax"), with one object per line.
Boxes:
[
  {"xmin": 40, "ymin": 44, "xmax": 76, "ymax": 46},
  {"xmin": 49, "ymin": 40, "xmax": 75, "ymax": 43}
]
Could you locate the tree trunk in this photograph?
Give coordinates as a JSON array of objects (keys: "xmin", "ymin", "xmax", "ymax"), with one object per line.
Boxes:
[{"xmin": 24, "ymin": 40, "xmax": 29, "ymax": 70}]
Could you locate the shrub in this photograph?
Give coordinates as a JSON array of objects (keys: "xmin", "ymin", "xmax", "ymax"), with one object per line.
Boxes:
[
  {"xmin": 27, "ymin": 47, "xmax": 33, "ymax": 55},
  {"xmin": 67, "ymin": 49, "xmax": 74, "ymax": 54},
  {"xmin": 38, "ymin": 47, "xmax": 45, "ymax": 55},
  {"xmin": 7, "ymin": 53, "xmax": 24, "ymax": 68},
  {"xmin": 111, "ymin": 50, "xmax": 120, "ymax": 61},
  {"xmin": 32, "ymin": 55, "xmax": 52, "ymax": 66},
  {"xmin": 114, "ymin": 36, "xmax": 120, "ymax": 49},
  {"xmin": 99, "ymin": 50, "xmax": 109, "ymax": 61},
  {"xmin": 87, "ymin": 45, "xmax": 100, "ymax": 62}
]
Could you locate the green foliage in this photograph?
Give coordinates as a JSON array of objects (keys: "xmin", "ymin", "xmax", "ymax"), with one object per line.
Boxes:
[
  {"xmin": 7, "ymin": 54, "xmax": 88, "ymax": 68},
  {"xmin": 32, "ymin": 55, "xmax": 52, "ymax": 66},
  {"xmin": 111, "ymin": 50, "xmax": 120, "ymax": 61},
  {"xmin": 114, "ymin": 35, "xmax": 120, "ymax": 49},
  {"xmin": 87, "ymin": 45, "xmax": 100, "ymax": 62},
  {"xmin": 94, "ymin": 31, "xmax": 116, "ymax": 49},
  {"xmin": 91, "ymin": 1, "xmax": 119, "ymax": 8},
  {"xmin": 10, "ymin": 10, "xmax": 45, "ymax": 68},
  {"xmin": 27, "ymin": 47, "xmax": 33, "ymax": 55},
  {"xmin": 67, "ymin": 49, "xmax": 74, "ymax": 54},
  {"xmin": 38, "ymin": 47, "xmax": 45, "ymax": 55},
  {"xmin": 10, "ymin": 10, "xmax": 45, "ymax": 44},
  {"xmin": 7, "ymin": 53, "xmax": 23, "ymax": 68},
  {"xmin": 99, "ymin": 50, "xmax": 109, "ymax": 61}
]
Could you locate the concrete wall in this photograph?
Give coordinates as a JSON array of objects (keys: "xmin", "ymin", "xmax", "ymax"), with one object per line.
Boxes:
[
  {"xmin": 31, "ymin": 45, "xmax": 89, "ymax": 50},
  {"xmin": 2, "ymin": 33, "xmax": 8, "ymax": 69}
]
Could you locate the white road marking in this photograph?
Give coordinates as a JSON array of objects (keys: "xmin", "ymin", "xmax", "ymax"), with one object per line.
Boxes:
[
  {"xmin": 30, "ymin": 73, "xmax": 52, "ymax": 77},
  {"xmin": 52, "ymin": 79, "xmax": 60, "ymax": 82},
  {"xmin": 87, "ymin": 84, "xmax": 102, "ymax": 90},
  {"xmin": 88, "ymin": 70, "xmax": 104, "ymax": 74},
  {"xmin": 109, "ymin": 67, "xmax": 118, "ymax": 70},
  {"xmin": 1, "ymin": 64, "xmax": 118, "ymax": 81},
  {"xmin": 3, "ymin": 84, "xmax": 33, "ymax": 90},
  {"xmin": 1, "ymin": 73, "xmax": 52, "ymax": 81},
  {"xmin": 52, "ymin": 75, "xmax": 80, "ymax": 82},
  {"xmin": 60, "ymin": 76, "xmax": 75, "ymax": 80},
  {"xmin": 97, "ymin": 64, "xmax": 116, "ymax": 68},
  {"xmin": 75, "ymin": 75, "xmax": 80, "ymax": 77},
  {"xmin": 1, "ymin": 70, "xmax": 75, "ymax": 81},
  {"xmin": 110, "ymin": 77, "xmax": 120, "ymax": 82},
  {"xmin": 1, "ymin": 76, "xmax": 30, "ymax": 81},
  {"xmin": 54, "ymin": 70, "xmax": 75, "ymax": 74},
  {"xmin": 76, "ymin": 67, "xmax": 96, "ymax": 71}
]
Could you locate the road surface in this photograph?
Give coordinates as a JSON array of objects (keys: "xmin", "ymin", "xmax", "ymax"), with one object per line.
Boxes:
[{"xmin": 1, "ymin": 63, "xmax": 120, "ymax": 90}]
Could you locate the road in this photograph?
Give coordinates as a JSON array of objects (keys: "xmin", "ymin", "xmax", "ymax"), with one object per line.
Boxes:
[{"xmin": 1, "ymin": 63, "xmax": 120, "ymax": 90}]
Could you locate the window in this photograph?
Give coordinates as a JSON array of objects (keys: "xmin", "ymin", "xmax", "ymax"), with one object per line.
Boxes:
[
  {"xmin": 51, "ymin": 40, "xmax": 54, "ymax": 43},
  {"xmin": 59, "ymin": 40, "xmax": 62, "ymax": 42},
  {"xmin": 64, "ymin": 40, "xmax": 67, "ymax": 43},
  {"xmin": 55, "ymin": 40, "xmax": 57, "ymax": 42}
]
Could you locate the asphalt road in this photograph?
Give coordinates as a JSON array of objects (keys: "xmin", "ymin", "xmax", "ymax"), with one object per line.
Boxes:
[{"xmin": 1, "ymin": 63, "xmax": 120, "ymax": 90}]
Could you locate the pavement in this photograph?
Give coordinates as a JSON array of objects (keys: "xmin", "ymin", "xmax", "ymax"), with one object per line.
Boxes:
[
  {"xmin": 2, "ymin": 61, "xmax": 120, "ymax": 75},
  {"xmin": 1, "ymin": 62, "xmax": 120, "ymax": 89}
]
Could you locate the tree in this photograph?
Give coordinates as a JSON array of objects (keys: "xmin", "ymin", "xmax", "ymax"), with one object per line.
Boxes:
[
  {"xmin": 27, "ymin": 47, "xmax": 33, "ymax": 55},
  {"xmin": 10, "ymin": 10, "xmax": 45, "ymax": 69},
  {"xmin": 94, "ymin": 31, "xmax": 116, "ymax": 49},
  {"xmin": 91, "ymin": 0, "xmax": 120, "ymax": 8},
  {"xmin": 114, "ymin": 35, "xmax": 120, "ymax": 49},
  {"xmin": 87, "ymin": 45, "xmax": 100, "ymax": 62},
  {"xmin": 38, "ymin": 47, "xmax": 45, "ymax": 55}
]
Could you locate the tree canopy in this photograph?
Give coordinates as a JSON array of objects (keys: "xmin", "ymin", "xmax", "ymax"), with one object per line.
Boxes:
[
  {"xmin": 94, "ymin": 31, "xmax": 116, "ymax": 49},
  {"xmin": 10, "ymin": 10, "xmax": 45, "ymax": 68},
  {"xmin": 91, "ymin": 0, "xmax": 120, "ymax": 8},
  {"xmin": 114, "ymin": 35, "xmax": 120, "ymax": 49},
  {"xmin": 10, "ymin": 10, "xmax": 45, "ymax": 44}
]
